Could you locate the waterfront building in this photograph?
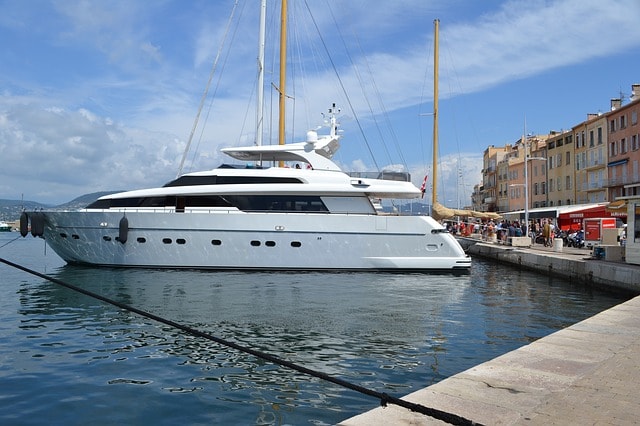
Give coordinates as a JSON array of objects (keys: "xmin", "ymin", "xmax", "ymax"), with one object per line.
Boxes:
[
  {"xmin": 605, "ymin": 85, "xmax": 640, "ymax": 200},
  {"xmin": 529, "ymin": 136, "xmax": 548, "ymax": 208},
  {"xmin": 471, "ymin": 183, "xmax": 484, "ymax": 212},
  {"xmin": 574, "ymin": 117, "xmax": 592, "ymax": 204},
  {"xmin": 476, "ymin": 82, "xmax": 639, "ymax": 217},
  {"xmin": 583, "ymin": 112, "xmax": 609, "ymax": 203},
  {"xmin": 494, "ymin": 134, "xmax": 550, "ymax": 214},
  {"xmin": 546, "ymin": 130, "xmax": 575, "ymax": 207},
  {"xmin": 480, "ymin": 145, "xmax": 512, "ymax": 213},
  {"xmin": 496, "ymin": 144, "xmax": 516, "ymax": 212}
]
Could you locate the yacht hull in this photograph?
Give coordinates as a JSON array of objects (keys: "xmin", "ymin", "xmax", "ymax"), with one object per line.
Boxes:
[{"xmin": 38, "ymin": 210, "xmax": 471, "ymax": 271}]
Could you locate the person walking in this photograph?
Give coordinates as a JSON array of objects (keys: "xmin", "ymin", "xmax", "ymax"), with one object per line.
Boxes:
[{"xmin": 542, "ymin": 219, "xmax": 551, "ymax": 247}]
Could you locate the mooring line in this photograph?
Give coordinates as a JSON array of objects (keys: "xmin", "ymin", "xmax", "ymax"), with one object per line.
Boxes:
[
  {"xmin": 1, "ymin": 256, "xmax": 482, "ymax": 426},
  {"xmin": 0, "ymin": 235, "xmax": 22, "ymax": 249}
]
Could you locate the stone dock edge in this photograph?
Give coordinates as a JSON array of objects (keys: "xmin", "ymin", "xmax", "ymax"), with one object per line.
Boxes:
[{"xmin": 340, "ymin": 242, "xmax": 640, "ymax": 425}]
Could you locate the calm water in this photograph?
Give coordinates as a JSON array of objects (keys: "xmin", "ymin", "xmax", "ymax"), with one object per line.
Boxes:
[{"xmin": 0, "ymin": 233, "xmax": 630, "ymax": 425}]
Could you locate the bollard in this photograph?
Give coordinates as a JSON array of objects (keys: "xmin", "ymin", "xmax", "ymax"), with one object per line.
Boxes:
[{"xmin": 553, "ymin": 238, "xmax": 563, "ymax": 252}]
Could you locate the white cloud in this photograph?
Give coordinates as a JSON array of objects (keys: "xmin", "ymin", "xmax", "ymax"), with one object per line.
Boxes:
[{"xmin": 1, "ymin": 0, "xmax": 639, "ymax": 205}]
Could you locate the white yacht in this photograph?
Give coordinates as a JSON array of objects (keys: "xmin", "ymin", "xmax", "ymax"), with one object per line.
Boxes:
[{"xmin": 24, "ymin": 107, "xmax": 470, "ymax": 271}]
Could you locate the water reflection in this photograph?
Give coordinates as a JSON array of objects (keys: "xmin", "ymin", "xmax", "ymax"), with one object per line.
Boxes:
[{"xmin": 6, "ymin": 239, "xmax": 629, "ymax": 424}]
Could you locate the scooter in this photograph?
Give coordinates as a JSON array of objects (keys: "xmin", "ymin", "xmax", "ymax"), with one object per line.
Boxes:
[{"xmin": 567, "ymin": 230, "xmax": 585, "ymax": 248}]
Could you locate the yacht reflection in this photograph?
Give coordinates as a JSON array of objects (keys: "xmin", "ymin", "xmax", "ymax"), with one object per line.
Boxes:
[{"xmin": 18, "ymin": 264, "xmax": 472, "ymax": 410}]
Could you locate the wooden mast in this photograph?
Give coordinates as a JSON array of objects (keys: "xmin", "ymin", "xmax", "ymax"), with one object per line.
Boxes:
[
  {"xmin": 431, "ymin": 19, "xmax": 439, "ymax": 208},
  {"xmin": 277, "ymin": 0, "xmax": 288, "ymax": 167}
]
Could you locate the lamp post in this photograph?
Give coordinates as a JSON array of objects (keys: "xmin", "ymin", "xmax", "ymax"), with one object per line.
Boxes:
[
  {"xmin": 522, "ymin": 134, "xmax": 546, "ymax": 239},
  {"xmin": 524, "ymin": 138, "xmax": 530, "ymax": 238}
]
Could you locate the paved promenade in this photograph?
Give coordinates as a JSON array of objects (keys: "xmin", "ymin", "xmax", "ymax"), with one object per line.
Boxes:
[
  {"xmin": 341, "ymin": 242, "xmax": 640, "ymax": 425},
  {"xmin": 340, "ymin": 293, "xmax": 640, "ymax": 425}
]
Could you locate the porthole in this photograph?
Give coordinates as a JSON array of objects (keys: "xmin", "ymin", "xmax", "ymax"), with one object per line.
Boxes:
[
  {"xmin": 250, "ymin": 240, "xmax": 261, "ymax": 247},
  {"xmin": 103, "ymin": 236, "xmax": 112, "ymax": 241},
  {"xmin": 177, "ymin": 238, "xmax": 186, "ymax": 245},
  {"xmin": 265, "ymin": 241, "xmax": 276, "ymax": 247},
  {"xmin": 163, "ymin": 238, "xmax": 172, "ymax": 244},
  {"xmin": 72, "ymin": 234, "xmax": 80, "ymax": 239},
  {"xmin": 211, "ymin": 239, "xmax": 222, "ymax": 246},
  {"xmin": 291, "ymin": 241, "xmax": 302, "ymax": 248},
  {"xmin": 137, "ymin": 237, "xmax": 146, "ymax": 243},
  {"xmin": 60, "ymin": 233, "xmax": 68, "ymax": 238}
]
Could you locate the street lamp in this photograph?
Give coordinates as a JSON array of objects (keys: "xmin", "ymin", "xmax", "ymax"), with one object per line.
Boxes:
[
  {"xmin": 522, "ymin": 136, "xmax": 546, "ymax": 239},
  {"xmin": 510, "ymin": 137, "xmax": 545, "ymax": 240}
]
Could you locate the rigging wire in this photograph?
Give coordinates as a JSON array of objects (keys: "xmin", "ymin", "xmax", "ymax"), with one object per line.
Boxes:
[
  {"xmin": 418, "ymin": 27, "xmax": 435, "ymax": 203},
  {"xmin": 342, "ymin": 21, "xmax": 409, "ymax": 172},
  {"xmin": 177, "ymin": 0, "xmax": 240, "ymax": 177},
  {"xmin": 302, "ymin": 0, "xmax": 379, "ymax": 171},
  {"xmin": 323, "ymin": 6, "xmax": 393, "ymax": 168},
  {"xmin": 0, "ymin": 256, "xmax": 481, "ymax": 426},
  {"xmin": 430, "ymin": 29, "xmax": 479, "ymax": 209}
]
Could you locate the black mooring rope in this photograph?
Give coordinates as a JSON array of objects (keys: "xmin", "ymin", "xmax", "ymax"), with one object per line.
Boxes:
[{"xmin": 1, "ymin": 256, "xmax": 482, "ymax": 426}]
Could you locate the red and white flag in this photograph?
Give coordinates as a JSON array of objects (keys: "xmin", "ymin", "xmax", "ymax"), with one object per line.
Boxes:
[{"xmin": 420, "ymin": 175, "xmax": 428, "ymax": 198}]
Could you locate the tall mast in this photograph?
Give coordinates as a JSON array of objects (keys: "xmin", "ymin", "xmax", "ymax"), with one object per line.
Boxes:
[
  {"xmin": 255, "ymin": 0, "xmax": 267, "ymax": 146},
  {"xmin": 431, "ymin": 19, "xmax": 439, "ymax": 206},
  {"xmin": 278, "ymin": 0, "xmax": 287, "ymax": 153}
]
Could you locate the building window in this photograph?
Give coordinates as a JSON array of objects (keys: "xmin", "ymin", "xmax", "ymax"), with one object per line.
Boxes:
[
  {"xmin": 597, "ymin": 127, "xmax": 603, "ymax": 144},
  {"xmin": 621, "ymin": 138, "xmax": 627, "ymax": 154},
  {"xmin": 589, "ymin": 130, "xmax": 595, "ymax": 147},
  {"xmin": 565, "ymin": 175, "xmax": 571, "ymax": 190},
  {"xmin": 632, "ymin": 110, "xmax": 638, "ymax": 125},
  {"xmin": 566, "ymin": 151, "xmax": 571, "ymax": 165},
  {"xmin": 632, "ymin": 134, "xmax": 639, "ymax": 151},
  {"xmin": 610, "ymin": 119, "xmax": 616, "ymax": 132},
  {"xmin": 542, "ymin": 182, "xmax": 546, "ymax": 194},
  {"xmin": 621, "ymin": 115, "xmax": 627, "ymax": 129},
  {"xmin": 549, "ymin": 178, "xmax": 554, "ymax": 192}
]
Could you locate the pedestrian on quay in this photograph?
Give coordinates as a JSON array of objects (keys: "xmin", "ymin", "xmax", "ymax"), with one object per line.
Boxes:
[{"xmin": 542, "ymin": 219, "xmax": 551, "ymax": 247}]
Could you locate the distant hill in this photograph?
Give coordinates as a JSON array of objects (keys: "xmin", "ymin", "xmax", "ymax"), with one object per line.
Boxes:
[
  {"xmin": 0, "ymin": 200, "xmax": 50, "ymax": 222},
  {"xmin": 55, "ymin": 191, "xmax": 124, "ymax": 210},
  {"xmin": 0, "ymin": 191, "xmax": 123, "ymax": 221}
]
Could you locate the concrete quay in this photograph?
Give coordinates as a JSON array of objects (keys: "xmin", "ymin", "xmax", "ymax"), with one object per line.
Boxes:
[
  {"xmin": 340, "ymin": 242, "xmax": 640, "ymax": 425},
  {"xmin": 464, "ymin": 239, "xmax": 640, "ymax": 294},
  {"xmin": 340, "ymin": 293, "xmax": 640, "ymax": 425}
]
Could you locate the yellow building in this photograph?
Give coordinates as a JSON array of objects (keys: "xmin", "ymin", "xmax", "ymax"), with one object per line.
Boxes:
[{"xmin": 546, "ymin": 130, "xmax": 575, "ymax": 206}]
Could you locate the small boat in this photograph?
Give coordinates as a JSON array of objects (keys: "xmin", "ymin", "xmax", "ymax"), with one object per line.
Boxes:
[
  {"xmin": 0, "ymin": 221, "xmax": 12, "ymax": 232},
  {"xmin": 22, "ymin": 7, "xmax": 470, "ymax": 271}
]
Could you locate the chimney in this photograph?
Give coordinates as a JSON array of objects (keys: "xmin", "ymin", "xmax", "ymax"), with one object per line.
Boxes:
[
  {"xmin": 632, "ymin": 84, "xmax": 640, "ymax": 101},
  {"xmin": 611, "ymin": 98, "xmax": 622, "ymax": 111}
]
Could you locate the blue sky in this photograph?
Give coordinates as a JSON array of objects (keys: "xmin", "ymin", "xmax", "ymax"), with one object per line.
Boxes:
[{"xmin": 1, "ymin": 0, "xmax": 640, "ymax": 206}]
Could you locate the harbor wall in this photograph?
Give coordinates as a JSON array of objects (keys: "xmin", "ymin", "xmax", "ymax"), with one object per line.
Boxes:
[{"xmin": 466, "ymin": 241, "xmax": 640, "ymax": 294}]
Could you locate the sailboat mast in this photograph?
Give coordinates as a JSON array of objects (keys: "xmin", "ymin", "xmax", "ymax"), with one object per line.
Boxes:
[
  {"xmin": 255, "ymin": 0, "xmax": 266, "ymax": 147},
  {"xmin": 278, "ymin": 0, "xmax": 287, "ymax": 150},
  {"xmin": 431, "ymin": 19, "xmax": 439, "ymax": 206}
]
